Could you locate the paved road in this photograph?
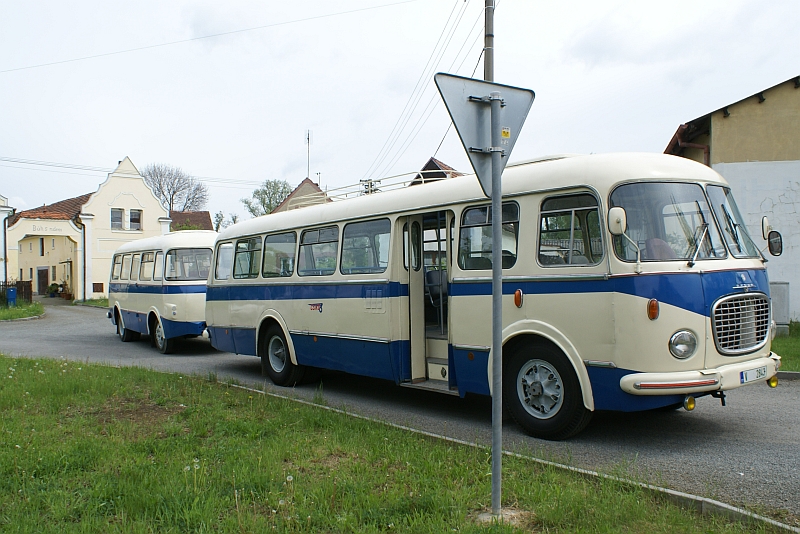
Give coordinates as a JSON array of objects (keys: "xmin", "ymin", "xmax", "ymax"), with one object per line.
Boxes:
[{"xmin": 1, "ymin": 303, "xmax": 798, "ymax": 521}]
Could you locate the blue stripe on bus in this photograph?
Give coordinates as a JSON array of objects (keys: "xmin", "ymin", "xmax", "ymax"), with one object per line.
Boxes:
[
  {"xmin": 207, "ymin": 326, "xmax": 410, "ymax": 382},
  {"xmin": 586, "ymin": 366, "xmax": 684, "ymax": 411},
  {"xmin": 451, "ymin": 348, "xmax": 490, "ymax": 396},
  {"xmin": 161, "ymin": 319, "xmax": 205, "ymax": 339},
  {"xmin": 450, "ymin": 269, "xmax": 768, "ymax": 317},
  {"xmin": 205, "ymin": 281, "xmax": 408, "ymax": 302},
  {"xmin": 109, "ymin": 283, "xmax": 207, "ymax": 294}
]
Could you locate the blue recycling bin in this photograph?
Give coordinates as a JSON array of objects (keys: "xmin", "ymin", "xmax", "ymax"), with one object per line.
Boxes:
[{"xmin": 6, "ymin": 287, "xmax": 17, "ymax": 307}]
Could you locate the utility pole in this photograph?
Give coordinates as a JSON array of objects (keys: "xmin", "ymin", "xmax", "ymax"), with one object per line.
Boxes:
[{"xmin": 484, "ymin": 0, "xmax": 494, "ymax": 82}]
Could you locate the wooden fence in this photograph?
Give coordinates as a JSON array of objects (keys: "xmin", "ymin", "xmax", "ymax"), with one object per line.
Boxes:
[{"xmin": 0, "ymin": 281, "xmax": 33, "ymax": 305}]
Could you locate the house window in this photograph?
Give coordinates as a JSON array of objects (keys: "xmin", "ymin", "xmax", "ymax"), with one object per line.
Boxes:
[
  {"xmin": 40, "ymin": 238, "xmax": 44, "ymax": 256},
  {"xmin": 93, "ymin": 283, "xmax": 104, "ymax": 293},
  {"xmin": 111, "ymin": 208, "xmax": 123, "ymax": 229},
  {"xmin": 130, "ymin": 209, "xmax": 142, "ymax": 231},
  {"xmin": 29, "ymin": 242, "xmax": 32, "ymax": 252},
  {"xmin": 51, "ymin": 238, "xmax": 55, "ymax": 249},
  {"xmin": 20, "ymin": 269, "xmax": 23, "ymax": 280},
  {"xmin": 29, "ymin": 268, "xmax": 33, "ymax": 279},
  {"xmin": 51, "ymin": 266, "xmax": 56, "ymax": 281}
]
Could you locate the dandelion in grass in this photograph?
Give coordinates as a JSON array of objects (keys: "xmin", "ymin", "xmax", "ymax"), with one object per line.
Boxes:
[
  {"xmin": 184, "ymin": 466, "xmax": 190, "ymax": 472},
  {"xmin": 286, "ymin": 475, "xmax": 293, "ymax": 483}
]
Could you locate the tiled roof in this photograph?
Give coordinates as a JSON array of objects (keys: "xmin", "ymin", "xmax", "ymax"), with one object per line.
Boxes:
[
  {"xmin": 7, "ymin": 193, "xmax": 92, "ymax": 227},
  {"xmin": 273, "ymin": 178, "xmax": 328, "ymax": 213},
  {"xmin": 170, "ymin": 210, "xmax": 214, "ymax": 231}
]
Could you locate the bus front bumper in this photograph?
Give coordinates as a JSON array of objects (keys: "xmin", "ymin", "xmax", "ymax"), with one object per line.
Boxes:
[{"xmin": 619, "ymin": 353, "xmax": 781, "ymax": 396}]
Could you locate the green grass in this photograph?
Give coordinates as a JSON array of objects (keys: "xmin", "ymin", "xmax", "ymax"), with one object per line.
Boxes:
[
  {"xmin": 0, "ymin": 302, "xmax": 44, "ymax": 321},
  {"xmin": 773, "ymin": 321, "xmax": 800, "ymax": 372},
  {"xmin": 0, "ymin": 356, "xmax": 786, "ymax": 533},
  {"xmin": 73, "ymin": 298, "xmax": 109, "ymax": 308}
]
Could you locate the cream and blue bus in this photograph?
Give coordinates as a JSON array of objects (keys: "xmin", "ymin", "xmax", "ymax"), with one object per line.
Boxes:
[
  {"xmin": 109, "ymin": 231, "xmax": 216, "ymax": 353},
  {"xmin": 205, "ymin": 153, "xmax": 783, "ymax": 439}
]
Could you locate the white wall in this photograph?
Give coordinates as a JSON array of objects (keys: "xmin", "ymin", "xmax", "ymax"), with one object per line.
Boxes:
[{"xmin": 714, "ymin": 160, "xmax": 800, "ymax": 320}]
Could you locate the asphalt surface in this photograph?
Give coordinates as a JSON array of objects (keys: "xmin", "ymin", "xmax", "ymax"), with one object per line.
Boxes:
[{"xmin": 1, "ymin": 302, "xmax": 798, "ymax": 523}]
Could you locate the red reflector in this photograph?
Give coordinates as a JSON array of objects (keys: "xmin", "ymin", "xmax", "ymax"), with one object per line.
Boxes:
[
  {"xmin": 514, "ymin": 289, "xmax": 523, "ymax": 308},
  {"xmin": 635, "ymin": 378, "xmax": 718, "ymax": 390}
]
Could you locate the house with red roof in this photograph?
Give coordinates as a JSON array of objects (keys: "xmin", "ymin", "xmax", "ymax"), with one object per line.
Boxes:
[{"xmin": 5, "ymin": 157, "xmax": 170, "ymax": 299}]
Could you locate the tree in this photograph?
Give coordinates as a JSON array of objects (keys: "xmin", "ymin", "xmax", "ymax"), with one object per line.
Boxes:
[
  {"xmin": 141, "ymin": 163, "xmax": 209, "ymax": 212},
  {"xmin": 213, "ymin": 211, "xmax": 240, "ymax": 232},
  {"xmin": 241, "ymin": 179, "xmax": 292, "ymax": 217}
]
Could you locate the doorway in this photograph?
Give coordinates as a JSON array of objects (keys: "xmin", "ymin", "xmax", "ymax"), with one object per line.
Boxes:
[{"xmin": 36, "ymin": 267, "xmax": 49, "ymax": 295}]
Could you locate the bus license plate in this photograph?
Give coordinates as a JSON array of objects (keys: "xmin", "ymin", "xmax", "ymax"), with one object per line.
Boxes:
[{"xmin": 740, "ymin": 366, "xmax": 767, "ymax": 384}]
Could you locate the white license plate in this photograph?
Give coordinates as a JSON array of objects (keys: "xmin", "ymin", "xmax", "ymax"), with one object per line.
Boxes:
[{"xmin": 740, "ymin": 366, "xmax": 767, "ymax": 384}]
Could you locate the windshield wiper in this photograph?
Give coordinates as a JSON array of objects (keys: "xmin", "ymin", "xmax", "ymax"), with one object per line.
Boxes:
[
  {"xmin": 688, "ymin": 223, "xmax": 708, "ymax": 267},
  {"xmin": 720, "ymin": 204, "xmax": 744, "ymax": 253}
]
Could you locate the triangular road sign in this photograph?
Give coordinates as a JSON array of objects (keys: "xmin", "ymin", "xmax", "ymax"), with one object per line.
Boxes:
[{"xmin": 434, "ymin": 73, "xmax": 534, "ymax": 197}]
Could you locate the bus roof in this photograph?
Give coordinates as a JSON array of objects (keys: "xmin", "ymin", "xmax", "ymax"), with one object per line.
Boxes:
[
  {"xmin": 219, "ymin": 152, "xmax": 727, "ymax": 241},
  {"xmin": 113, "ymin": 230, "xmax": 217, "ymax": 255}
]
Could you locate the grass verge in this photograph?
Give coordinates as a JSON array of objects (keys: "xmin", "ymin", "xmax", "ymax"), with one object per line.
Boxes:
[
  {"xmin": 0, "ymin": 302, "xmax": 44, "ymax": 321},
  {"xmin": 773, "ymin": 321, "xmax": 800, "ymax": 372},
  {"xmin": 0, "ymin": 355, "xmax": 785, "ymax": 533},
  {"xmin": 73, "ymin": 298, "xmax": 109, "ymax": 308}
]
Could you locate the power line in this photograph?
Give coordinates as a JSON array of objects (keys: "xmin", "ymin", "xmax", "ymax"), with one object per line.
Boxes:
[
  {"xmin": 360, "ymin": 0, "xmax": 463, "ymax": 181},
  {"xmin": 1, "ymin": 0, "xmax": 416, "ymax": 74}
]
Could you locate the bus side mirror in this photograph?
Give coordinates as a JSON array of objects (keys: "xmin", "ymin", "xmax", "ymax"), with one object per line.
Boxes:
[
  {"xmin": 768, "ymin": 231, "xmax": 783, "ymax": 256},
  {"xmin": 608, "ymin": 207, "xmax": 627, "ymax": 236},
  {"xmin": 761, "ymin": 216, "xmax": 771, "ymax": 240}
]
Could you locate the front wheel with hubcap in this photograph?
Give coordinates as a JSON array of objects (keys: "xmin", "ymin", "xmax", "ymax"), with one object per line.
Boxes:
[
  {"xmin": 260, "ymin": 325, "xmax": 304, "ymax": 386},
  {"xmin": 153, "ymin": 318, "xmax": 175, "ymax": 354},
  {"xmin": 504, "ymin": 343, "xmax": 592, "ymax": 440}
]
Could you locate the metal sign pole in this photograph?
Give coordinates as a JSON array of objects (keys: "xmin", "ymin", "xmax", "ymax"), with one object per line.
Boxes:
[{"xmin": 489, "ymin": 90, "xmax": 503, "ymax": 516}]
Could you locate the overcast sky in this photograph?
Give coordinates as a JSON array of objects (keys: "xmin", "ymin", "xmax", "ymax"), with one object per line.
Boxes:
[{"xmin": 1, "ymin": 0, "xmax": 798, "ymax": 219}]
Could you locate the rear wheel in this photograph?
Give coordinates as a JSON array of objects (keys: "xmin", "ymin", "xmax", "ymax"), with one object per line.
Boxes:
[
  {"xmin": 116, "ymin": 310, "xmax": 140, "ymax": 342},
  {"xmin": 260, "ymin": 325, "xmax": 304, "ymax": 386},
  {"xmin": 504, "ymin": 342, "xmax": 592, "ymax": 440},
  {"xmin": 153, "ymin": 317, "xmax": 175, "ymax": 354}
]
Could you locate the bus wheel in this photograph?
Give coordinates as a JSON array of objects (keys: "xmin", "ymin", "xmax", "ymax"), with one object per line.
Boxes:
[
  {"xmin": 504, "ymin": 343, "xmax": 592, "ymax": 440},
  {"xmin": 153, "ymin": 318, "xmax": 174, "ymax": 354},
  {"xmin": 116, "ymin": 311, "xmax": 140, "ymax": 342},
  {"xmin": 261, "ymin": 326, "xmax": 304, "ymax": 386}
]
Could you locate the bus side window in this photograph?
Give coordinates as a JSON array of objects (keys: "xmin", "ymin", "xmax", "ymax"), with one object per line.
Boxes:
[
  {"xmin": 341, "ymin": 219, "xmax": 390, "ymax": 275},
  {"xmin": 538, "ymin": 193, "xmax": 602, "ymax": 266},
  {"xmin": 111, "ymin": 255, "xmax": 122, "ymax": 280},
  {"xmin": 120, "ymin": 254, "xmax": 132, "ymax": 281},
  {"xmin": 139, "ymin": 252, "xmax": 155, "ymax": 281},
  {"xmin": 458, "ymin": 202, "xmax": 519, "ymax": 270},
  {"xmin": 263, "ymin": 232, "xmax": 297, "ymax": 278},
  {"xmin": 130, "ymin": 254, "xmax": 141, "ymax": 281},
  {"xmin": 215, "ymin": 243, "xmax": 234, "ymax": 280},
  {"xmin": 153, "ymin": 252, "xmax": 164, "ymax": 281},
  {"xmin": 233, "ymin": 237, "xmax": 262, "ymax": 279},
  {"xmin": 298, "ymin": 226, "xmax": 339, "ymax": 276}
]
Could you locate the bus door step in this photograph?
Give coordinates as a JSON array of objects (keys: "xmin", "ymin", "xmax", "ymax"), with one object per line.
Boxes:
[{"xmin": 400, "ymin": 379, "xmax": 459, "ymax": 396}]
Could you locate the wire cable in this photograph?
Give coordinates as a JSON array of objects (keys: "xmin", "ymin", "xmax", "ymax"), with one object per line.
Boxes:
[{"xmin": 1, "ymin": 0, "xmax": 416, "ymax": 74}]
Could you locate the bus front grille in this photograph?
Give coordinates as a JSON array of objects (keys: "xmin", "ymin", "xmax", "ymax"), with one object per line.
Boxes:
[{"xmin": 711, "ymin": 293, "xmax": 770, "ymax": 355}]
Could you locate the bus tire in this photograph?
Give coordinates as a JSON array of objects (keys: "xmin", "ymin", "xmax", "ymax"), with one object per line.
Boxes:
[
  {"xmin": 116, "ymin": 310, "xmax": 140, "ymax": 342},
  {"xmin": 504, "ymin": 343, "xmax": 592, "ymax": 440},
  {"xmin": 261, "ymin": 325, "xmax": 304, "ymax": 386},
  {"xmin": 153, "ymin": 317, "xmax": 175, "ymax": 354}
]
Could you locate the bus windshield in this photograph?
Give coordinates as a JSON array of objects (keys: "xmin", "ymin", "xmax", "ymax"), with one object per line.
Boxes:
[
  {"xmin": 706, "ymin": 185, "xmax": 761, "ymax": 258},
  {"xmin": 165, "ymin": 248, "xmax": 213, "ymax": 281},
  {"xmin": 610, "ymin": 182, "xmax": 726, "ymax": 262}
]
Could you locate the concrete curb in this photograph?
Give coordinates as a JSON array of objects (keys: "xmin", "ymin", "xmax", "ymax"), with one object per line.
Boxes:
[
  {"xmin": 778, "ymin": 371, "xmax": 800, "ymax": 381},
  {"xmin": 0, "ymin": 311, "xmax": 46, "ymax": 322},
  {"xmin": 227, "ymin": 382, "xmax": 799, "ymax": 532}
]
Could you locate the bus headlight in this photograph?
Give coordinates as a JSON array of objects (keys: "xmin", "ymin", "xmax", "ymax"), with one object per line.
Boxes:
[{"xmin": 669, "ymin": 330, "xmax": 697, "ymax": 359}]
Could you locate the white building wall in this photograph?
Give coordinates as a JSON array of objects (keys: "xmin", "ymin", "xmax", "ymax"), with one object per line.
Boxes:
[{"xmin": 714, "ymin": 160, "xmax": 800, "ymax": 320}]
